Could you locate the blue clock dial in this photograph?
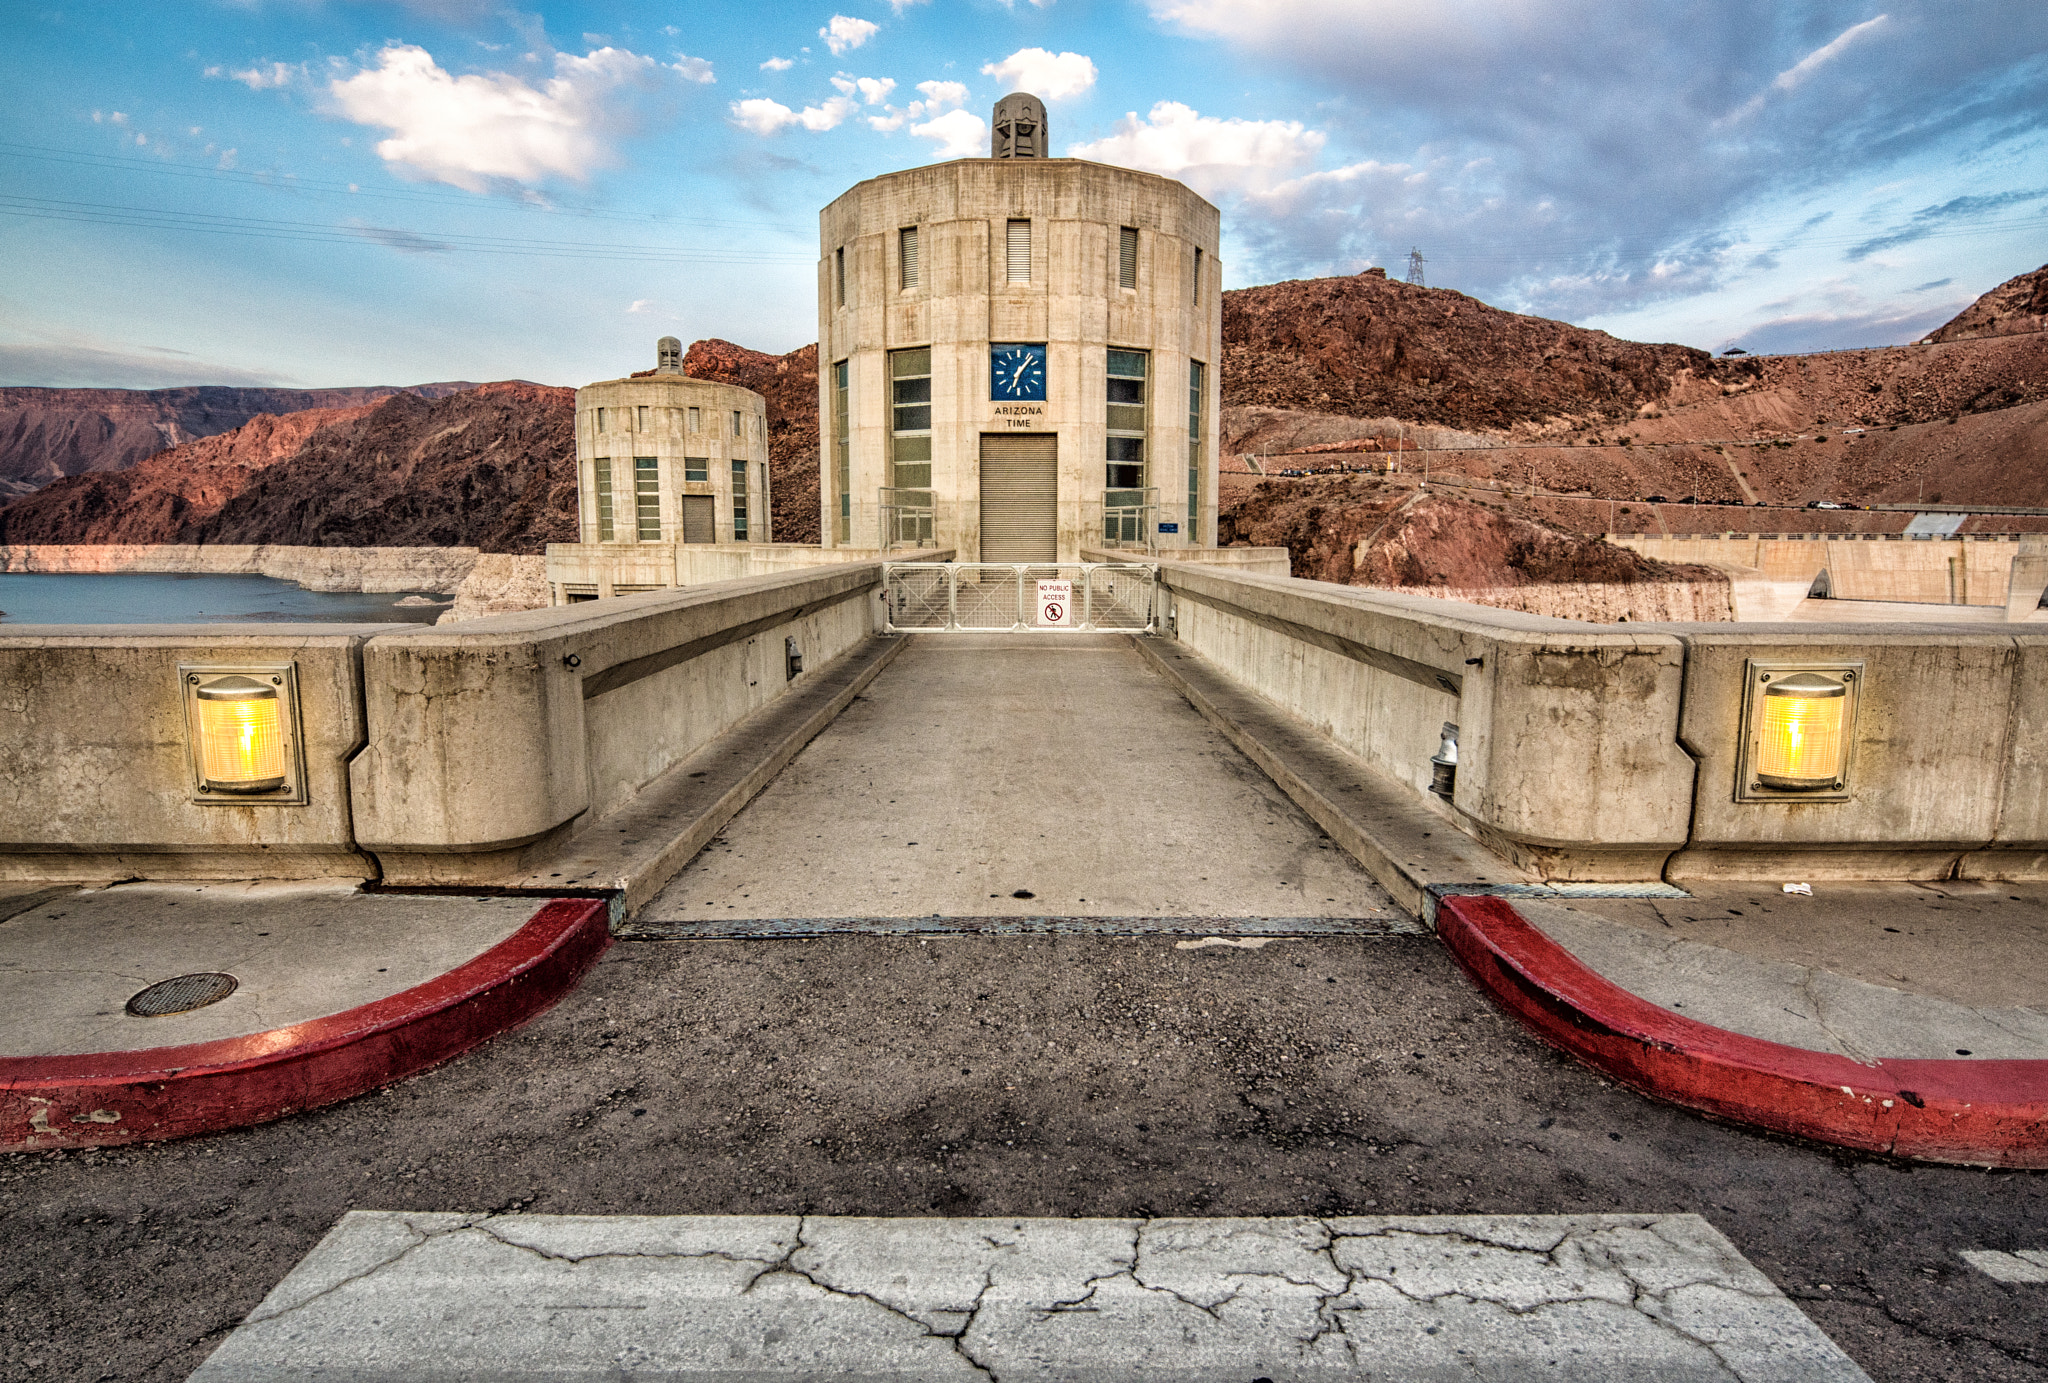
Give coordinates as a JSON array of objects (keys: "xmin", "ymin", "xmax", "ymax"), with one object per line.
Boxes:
[{"xmin": 990, "ymin": 344, "xmax": 1047, "ymax": 402}]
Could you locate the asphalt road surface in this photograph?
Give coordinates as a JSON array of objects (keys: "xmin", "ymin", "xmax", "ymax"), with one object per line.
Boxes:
[{"xmin": 3, "ymin": 932, "xmax": 2043, "ymax": 1381}]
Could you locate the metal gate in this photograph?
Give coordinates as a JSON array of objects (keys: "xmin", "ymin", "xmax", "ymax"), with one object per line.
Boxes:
[{"xmin": 882, "ymin": 563, "xmax": 1157, "ymax": 633}]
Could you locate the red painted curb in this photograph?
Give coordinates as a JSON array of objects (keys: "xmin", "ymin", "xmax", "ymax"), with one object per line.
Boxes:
[
  {"xmin": 1436, "ymin": 893, "xmax": 2048, "ymax": 1169},
  {"xmin": 0, "ymin": 898, "xmax": 611, "ymax": 1152}
]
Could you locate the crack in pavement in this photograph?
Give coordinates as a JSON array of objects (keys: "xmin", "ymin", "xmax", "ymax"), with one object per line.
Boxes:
[{"xmin": 744, "ymin": 1216, "xmax": 1001, "ymax": 1381}]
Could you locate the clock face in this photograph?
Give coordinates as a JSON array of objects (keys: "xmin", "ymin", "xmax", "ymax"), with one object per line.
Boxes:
[{"xmin": 990, "ymin": 343, "xmax": 1048, "ymax": 401}]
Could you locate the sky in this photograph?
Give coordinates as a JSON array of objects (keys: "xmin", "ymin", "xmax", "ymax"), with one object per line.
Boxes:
[{"xmin": 2, "ymin": 0, "xmax": 2045, "ymax": 390}]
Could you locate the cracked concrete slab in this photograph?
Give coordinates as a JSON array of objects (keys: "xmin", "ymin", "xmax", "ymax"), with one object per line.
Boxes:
[
  {"xmin": 0, "ymin": 883, "xmax": 543, "ymax": 1055},
  {"xmin": 187, "ymin": 1212, "xmax": 1869, "ymax": 1381},
  {"xmin": 1514, "ymin": 899, "xmax": 2048, "ymax": 1061}
]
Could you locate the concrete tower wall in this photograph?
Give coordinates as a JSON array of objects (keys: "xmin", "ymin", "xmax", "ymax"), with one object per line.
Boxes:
[
  {"xmin": 817, "ymin": 157, "xmax": 1222, "ymax": 560},
  {"xmin": 572, "ymin": 375, "xmax": 769, "ymax": 562}
]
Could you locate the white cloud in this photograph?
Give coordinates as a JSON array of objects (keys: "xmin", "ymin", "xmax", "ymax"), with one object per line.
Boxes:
[
  {"xmin": 1775, "ymin": 14, "xmax": 1892, "ymax": 93},
  {"xmin": 1724, "ymin": 14, "xmax": 1892, "ymax": 122},
  {"xmin": 729, "ymin": 92, "xmax": 860, "ymax": 135},
  {"xmin": 230, "ymin": 61, "xmax": 302, "ymax": 90},
  {"xmin": 627, "ymin": 299, "xmax": 653, "ymax": 313},
  {"xmin": 980, "ymin": 48, "xmax": 1096, "ymax": 100},
  {"xmin": 760, "ymin": 56, "xmax": 795, "ymax": 71},
  {"xmin": 670, "ymin": 53, "xmax": 715, "ymax": 84},
  {"xmin": 916, "ymin": 79, "xmax": 969, "ymax": 107},
  {"xmin": 93, "ymin": 110, "xmax": 130, "ymax": 126},
  {"xmin": 889, "ymin": 0, "xmax": 930, "ymax": 11},
  {"xmin": 1067, "ymin": 101, "xmax": 1325, "ymax": 195},
  {"xmin": 866, "ymin": 78, "xmax": 968, "ymax": 134},
  {"xmin": 801, "ymin": 95, "xmax": 860, "ymax": 130},
  {"xmin": 819, "ymin": 16, "xmax": 880, "ymax": 57},
  {"xmin": 911, "ymin": 108, "xmax": 987, "ymax": 158},
  {"xmin": 832, "ymin": 74, "xmax": 897, "ymax": 105},
  {"xmin": 730, "ymin": 97, "xmax": 799, "ymax": 135},
  {"xmin": 328, "ymin": 44, "xmax": 661, "ymax": 191}
]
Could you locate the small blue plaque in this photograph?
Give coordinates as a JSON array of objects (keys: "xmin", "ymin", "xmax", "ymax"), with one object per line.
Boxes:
[{"xmin": 1157, "ymin": 522, "xmax": 1180, "ymax": 533}]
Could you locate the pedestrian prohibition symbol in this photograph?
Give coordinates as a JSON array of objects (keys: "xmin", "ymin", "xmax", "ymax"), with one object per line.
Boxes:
[{"xmin": 1037, "ymin": 579, "xmax": 1073, "ymax": 626}]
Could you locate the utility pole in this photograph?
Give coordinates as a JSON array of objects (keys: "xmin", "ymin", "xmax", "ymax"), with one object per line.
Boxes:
[{"xmin": 1406, "ymin": 248, "xmax": 1426, "ymax": 287}]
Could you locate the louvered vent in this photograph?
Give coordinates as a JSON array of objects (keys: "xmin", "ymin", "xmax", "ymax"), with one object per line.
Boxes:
[
  {"xmin": 1119, "ymin": 227, "xmax": 1138, "ymax": 290},
  {"xmin": 900, "ymin": 226, "xmax": 920, "ymax": 289},
  {"xmin": 1006, "ymin": 219, "xmax": 1031, "ymax": 284}
]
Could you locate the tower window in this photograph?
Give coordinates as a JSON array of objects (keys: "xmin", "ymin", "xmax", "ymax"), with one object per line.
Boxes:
[
  {"xmin": 732, "ymin": 458, "xmax": 749, "ymax": 540},
  {"xmin": 1188, "ymin": 360, "xmax": 1206, "ymax": 538},
  {"xmin": 684, "ymin": 457, "xmax": 708, "ymax": 483},
  {"xmin": 687, "ymin": 406, "xmax": 700, "ymax": 432},
  {"xmin": 836, "ymin": 245, "xmax": 846, "ymax": 306},
  {"xmin": 1119, "ymin": 227, "xmax": 1138, "ymax": 291},
  {"xmin": 635, "ymin": 456, "xmax": 660, "ymax": 541},
  {"xmin": 595, "ymin": 406, "xmax": 608, "ymax": 433},
  {"xmin": 890, "ymin": 347, "xmax": 932, "ymax": 490},
  {"xmin": 1106, "ymin": 350, "xmax": 1147, "ymax": 491},
  {"xmin": 731, "ymin": 409, "xmax": 743, "ymax": 439},
  {"xmin": 594, "ymin": 459, "xmax": 614, "ymax": 543},
  {"xmin": 1194, "ymin": 247, "xmax": 1204, "ymax": 304},
  {"xmin": 900, "ymin": 226, "xmax": 920, "ymax": 289},
  {"xmin": 636, "ymin": 405, "xmax": 649, "ymax": 432},
  {"xmin": 1006, "ymin": 220, "xmax": 1030, "ymax": 285},
  {"xmin": 832, "ymin": 358, "xmax": 851, "ymax": 543}
]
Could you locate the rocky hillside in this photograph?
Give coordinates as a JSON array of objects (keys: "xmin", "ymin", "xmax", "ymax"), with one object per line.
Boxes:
[
  {"xmin": 1927, "ymin": 263, "xmax": 2048, "ymax": 343},
  {"xmin": 1220, "ymin": 267, "xmax": 1716, "ymax": 434},
  {"xmin": 677, "ymin": 339, "xmax": 821, "ymax": 545},
  {"xmin": 1219, "ymin": 475, "xmax": 1724, "ymax": 590},
  {"xmin": 0, "ymin": 381, "xmax": 479, "ymax": 497},
  {"xmin": 0, "ymin": 405, "xmax": 376, "ymax": 545},
  {"xmin": 0, "ymin": 384, "xmax": 577, "ymax": 554}
]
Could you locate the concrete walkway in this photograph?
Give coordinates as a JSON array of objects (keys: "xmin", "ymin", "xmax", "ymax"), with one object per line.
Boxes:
[
  {"xmin": 1512, "ymin": 883, "xmax": 2048, "ymax": 1062},
  {"xmin": 0, "ymin": 883, "xmax": 544, "ymax": 1056},
  {"xmin": 189, "ymin": 1211, "xmax": 1868, "ymax": 1381},
  {"xmin": 0, "ymin": 883, "xmax": 607, "ymax": 1151},
  {"xmin": 640, "ymin": 634, "xmax": 1401, "ymax": 925}
]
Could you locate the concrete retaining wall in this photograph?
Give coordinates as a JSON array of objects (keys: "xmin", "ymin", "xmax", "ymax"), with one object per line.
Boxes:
[
  {"xmin": 0, "ymin": 565, "xmax": 892, "ymax": 885},
  {"xmin": 1159, "ymin": 566, "xmax": 2047, "ymax": 882},
  {"xmin": 1160, "ymin": 567, "xmax": 1697, "ymax": 880},
  {"xmin": 0, "ymin": 628, "xmax": 385, "ymax": 881},
  {"xmin": 1615, "ymin": 534, "xmax": 2045, "ymax": 612}
]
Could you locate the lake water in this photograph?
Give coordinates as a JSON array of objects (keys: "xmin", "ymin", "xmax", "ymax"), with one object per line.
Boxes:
[{"xmin": 0, "ymin": 573, "xmax": 453, "ymax": 625}]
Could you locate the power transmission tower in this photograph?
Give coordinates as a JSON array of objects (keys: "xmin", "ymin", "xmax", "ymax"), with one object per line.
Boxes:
[{"xmin": 1406, "ymin": 247, "xmax": 1426, "ymax": 287}]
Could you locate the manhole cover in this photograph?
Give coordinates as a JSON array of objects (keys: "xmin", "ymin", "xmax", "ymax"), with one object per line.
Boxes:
[{"xmin": 126, "ymin": 972, "xmax": 238, "ymax": 1017}]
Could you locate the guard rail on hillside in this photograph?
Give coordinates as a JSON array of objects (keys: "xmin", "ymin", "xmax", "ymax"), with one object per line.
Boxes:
[{"xmin": 882, "ymin": 563, "xmax": 1156, "ymax": 633}]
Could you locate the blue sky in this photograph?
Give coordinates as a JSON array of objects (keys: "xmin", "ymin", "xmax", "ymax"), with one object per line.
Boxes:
[{"xmin": 3, "ymin": 0, "xmax": 2044, "ymax": 389}]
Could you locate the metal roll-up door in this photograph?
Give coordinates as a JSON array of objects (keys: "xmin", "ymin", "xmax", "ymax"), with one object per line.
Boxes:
[
  {"xmin": 979, "ymin": 433, "xmax": 1057, "ymax": 562},
  {"xmin": 681, "ymin": 495, "xmax": 715, "ymax": 544}
]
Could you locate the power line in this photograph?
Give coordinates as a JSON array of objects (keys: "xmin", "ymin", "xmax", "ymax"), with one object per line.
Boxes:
[
  {"xmin": 0, "ymin": 141, "xmax": 807, "ymax": 235},
  {"xmin": 0, "ymin": 194, "xmax": 814, "ymax": 265}
]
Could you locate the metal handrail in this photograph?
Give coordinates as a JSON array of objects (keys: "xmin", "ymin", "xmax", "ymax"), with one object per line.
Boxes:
[{"xmin": 881, "ymin": 561, "xmax": 1158, "ymax": 633}]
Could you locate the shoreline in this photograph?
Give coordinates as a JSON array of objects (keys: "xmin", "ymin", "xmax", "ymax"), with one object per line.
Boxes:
[{"xmin": 0, "ymin": 545, "xmax": 548, "ymax": 622}]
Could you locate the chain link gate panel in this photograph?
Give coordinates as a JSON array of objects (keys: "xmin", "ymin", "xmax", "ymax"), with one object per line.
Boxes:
[{"xmin": 882, "ymin": 563, "xmax": 1158, "ymax": 633}]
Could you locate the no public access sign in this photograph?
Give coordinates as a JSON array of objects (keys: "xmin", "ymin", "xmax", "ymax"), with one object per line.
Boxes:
[{"xmin": 1036, "ymin": 579, "xmax": 1073, "ymax": 626}]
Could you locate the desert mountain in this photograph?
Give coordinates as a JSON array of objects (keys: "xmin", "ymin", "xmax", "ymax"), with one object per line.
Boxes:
[
  {"xmin": 0, "ymin": 384, "xmax": 577, "ymax": 554},
  {"xmin": 3, "ymin": 264, "xmax": 2042, "ymax": 566},
  {"xmin": 0, "ymin": 382, "xmax": 480, "ymax": 498},
  {"xmin": 672, "ymin": 339, "xmax": 821, "ymax": 545},
  {"xmin": 1926, "ymin": 263, "xmax": 2048, "ymax": 344},
  {"xmin": 1221, "ymin": 267, "xmax": 1714, "ymax": 434}
]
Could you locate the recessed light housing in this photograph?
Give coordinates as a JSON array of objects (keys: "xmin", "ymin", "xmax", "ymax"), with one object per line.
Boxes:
[
  {"xmin": 180, "ymin": 664, "xmax": 308, "ymax": 805},
  {"xmin": 1736, "ymin": 660, "xmax": 1861, "ymax": 803}
]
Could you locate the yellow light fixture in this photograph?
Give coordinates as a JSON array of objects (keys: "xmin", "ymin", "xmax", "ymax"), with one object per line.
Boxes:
[
  {"xmin": 181, "ymin": 664, "xmax": 306, "ymax": 803},
  {"xmin": 1737, "ymin": 661, "xmax": 1860, "ymax": 801}
]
